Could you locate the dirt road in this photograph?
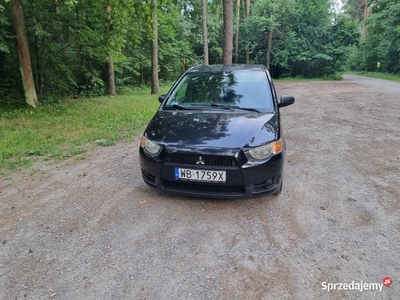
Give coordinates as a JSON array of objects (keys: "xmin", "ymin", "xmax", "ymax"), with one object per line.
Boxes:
[{"xmin": 1, "ymin": 75, "xmax": 399, "ymax": 299}]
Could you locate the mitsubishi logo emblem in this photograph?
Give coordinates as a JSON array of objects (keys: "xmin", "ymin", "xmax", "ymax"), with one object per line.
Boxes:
[{"xmin": 196, "ymin": 156, "xmax": 205, "ymax": 165}]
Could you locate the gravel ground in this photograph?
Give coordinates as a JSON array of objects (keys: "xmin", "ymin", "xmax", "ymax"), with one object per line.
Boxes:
[{"xmin": 0, "ymin": 75, "xmax": 399, "ymax": 300}]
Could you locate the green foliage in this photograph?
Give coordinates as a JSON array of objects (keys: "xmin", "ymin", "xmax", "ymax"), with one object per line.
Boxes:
[
  {"xmin": 246, "ymin": 0, "xmax": 358, "ymax": 78},
  {"xmin": 0, "ymin": 3, "xmax": 11, "ymax": 54},
  {"xmin": 344, "ymin": 0, "xmax": 366, "ymax": 22},
  {"xmin": 1, "ymin": 0, "xmax": 152, "ymax": 100},
  {"xmin": 1, "ymin": 0, "xmax": 392, "ymax": 104},
  {"xmin": 345, "ymin": 0, "xmax": 400, "ymax": 75},
  {"xmin": 157, "ymin": 5, "xmax": 199, "ymax": 79}
]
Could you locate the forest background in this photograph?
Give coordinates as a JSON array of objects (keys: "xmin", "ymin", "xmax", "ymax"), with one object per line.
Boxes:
[{"xmin": 1, "ymin": 0, "xmax": 399, "ymax": 107}]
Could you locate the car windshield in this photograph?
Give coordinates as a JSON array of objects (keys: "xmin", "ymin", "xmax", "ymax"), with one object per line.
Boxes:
[{"xmin": 163, "ymin": 70, "xmax": 274, "ymax": 112}]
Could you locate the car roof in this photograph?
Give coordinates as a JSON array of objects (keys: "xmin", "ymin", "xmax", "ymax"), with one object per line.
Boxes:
[{"xmin": 186, "ymin": 64, "xmax": 267, "ymax": 74}]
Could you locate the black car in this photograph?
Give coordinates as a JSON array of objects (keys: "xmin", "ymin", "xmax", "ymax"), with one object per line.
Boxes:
[{"xmin": 139, "ymin": 64, "xmax": 294, "ymax": 199}]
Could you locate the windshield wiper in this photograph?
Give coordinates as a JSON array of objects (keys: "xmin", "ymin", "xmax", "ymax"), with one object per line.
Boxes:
[
  {"xmin": 209, "ymin": 103, "xmax": 235, "ymax": 110},
  {"xmin": 233, "ymin": 107, "xmax": 260, "ymax": 113},
  {"xmin": 171, "ymin": 104, "xmax": 188, "ymax": 110},
  {"xmin": 210, "ymin": 103, "xmax": 260, "ymax": 113}
]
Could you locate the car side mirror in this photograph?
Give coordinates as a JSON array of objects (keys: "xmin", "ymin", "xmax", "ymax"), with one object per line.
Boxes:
[
  {"xmin": 158, "ymin": 94, "xmax": 167, "ymax": 103},
  {"xmin": 278, "ymin": 95, "xmax": 295, "ymax": 108}
]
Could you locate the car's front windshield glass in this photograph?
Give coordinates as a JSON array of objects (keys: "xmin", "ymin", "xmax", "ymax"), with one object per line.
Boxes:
[{"xmin": 163, "ymin": 70, "xmax": 274, "ymax": 112}]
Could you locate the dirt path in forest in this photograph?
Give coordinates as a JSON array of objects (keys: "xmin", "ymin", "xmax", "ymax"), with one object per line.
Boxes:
[{"xmin": 1, "ymin": 75, "xmax": 399, "ymax": 299}]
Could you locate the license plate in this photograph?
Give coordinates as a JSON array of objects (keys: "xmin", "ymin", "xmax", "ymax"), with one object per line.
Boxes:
[{"xmin": 174, "ymin": 168, "xmax": 226, "ymax": 182}]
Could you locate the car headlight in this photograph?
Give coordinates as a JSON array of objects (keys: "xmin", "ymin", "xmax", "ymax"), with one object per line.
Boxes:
[
  {"xmin": 247, "ymin": 139, "xmax": 282, "ymax": 160},
  {"xmin": 141, "ymin": 136, "xmax": 162, "ymax": 157}
]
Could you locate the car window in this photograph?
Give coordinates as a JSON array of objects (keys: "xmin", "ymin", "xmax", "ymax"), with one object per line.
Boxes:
[{"xmin": 164, "ymin": 70, "xmax": 274, "ymax": 112}]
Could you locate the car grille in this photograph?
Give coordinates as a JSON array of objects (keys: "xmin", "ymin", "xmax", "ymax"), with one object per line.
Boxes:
[
  {"xmin": 167, "ymin": 154, "xmax": 237, "ymax": 167},
  {"xmin": 162, "ymin": 180, "xmax": 245, "ymax": 195}
]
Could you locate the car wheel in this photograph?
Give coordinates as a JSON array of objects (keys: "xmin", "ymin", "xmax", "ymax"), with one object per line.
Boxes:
[{"xmin": 273, "ymin": 180, "xmax": 283, "ymax": 195}]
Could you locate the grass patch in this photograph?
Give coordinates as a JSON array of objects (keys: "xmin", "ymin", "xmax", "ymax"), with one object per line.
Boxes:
[
  {"xmin": 0, "ymin": 84, "xmax": 172, "ymax": 174},
  {"xmin": 345, "ymin": 71, "xmax": 400, "ymax": 82},
  {"xmin": 275, "ymin": 73, "xmax": 343, "ymax": 82}
]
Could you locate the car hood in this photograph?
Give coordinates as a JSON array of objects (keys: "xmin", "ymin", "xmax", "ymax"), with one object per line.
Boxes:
[{"xmin": 144, "ymin": 110, "xmax": 279, "ymax": 152}]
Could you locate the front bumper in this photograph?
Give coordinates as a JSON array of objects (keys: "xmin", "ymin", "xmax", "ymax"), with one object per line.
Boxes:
[{"xmin": 139, "ymin": 147, "xmax": 284, "ymax": 199}]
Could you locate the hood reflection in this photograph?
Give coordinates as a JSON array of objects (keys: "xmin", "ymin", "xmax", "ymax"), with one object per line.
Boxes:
[{"xmin": 145, "ymin": 111, "xmax": 278, "ymax": 150}]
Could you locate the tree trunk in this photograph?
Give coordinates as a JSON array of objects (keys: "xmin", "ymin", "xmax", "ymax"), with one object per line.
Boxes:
[
  {"xmin": 234, "ymin": 0, "xmax": 240, "ymax": 63},
  {"xmin": 107, "ymin": 56, "xmax": 116, "ymax": 96},
  {"xmin": 361, "ymin": 0, "xmax": 368, "ymax": 39},
  {"xmin": 106, "ymin": 4, "xmax": 116, "ymax": 96},
  {"xmin": 10, "ymin": 0, "xmax": 39, "ymax": 108},
  {"xmin": 202, "ymin": 0, "xmax": 209, "ymax": 65},
  {"xmin": 223, "ymin": 0, "xmax": 233, "ymax": 65},
  {"xmin": 34, "ymin": 35, "xmax": 43, "ymax": 95},
  {"xmin": 151, "ymin": 0, "xmax": 159, "ymax": 95},
  {"xmin": 266, "ymin": 30, "xmax": 273, "ymax": 71},
  {"xmin": 245, "ymin": 0, "xmax": 251, "ymax": 64}
]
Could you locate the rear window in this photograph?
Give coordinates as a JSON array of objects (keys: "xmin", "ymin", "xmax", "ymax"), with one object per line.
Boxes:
[{"xmin": 164, "ymin": 70, "xmax": 274, "ymax": 112}]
